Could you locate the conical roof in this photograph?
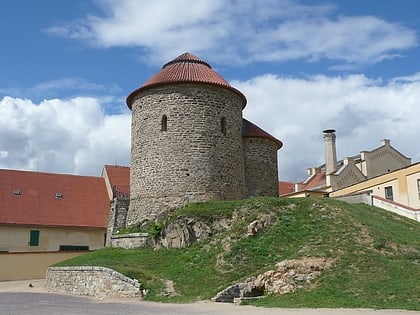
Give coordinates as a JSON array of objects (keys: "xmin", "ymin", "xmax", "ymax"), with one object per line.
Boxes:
[
  {"xmin": 242, "ymin": 119, "xmax": 283, "ymax": 149},
  {"xmin": 126, "ymin": 53, "xmax": 247, "ymax": 109}
]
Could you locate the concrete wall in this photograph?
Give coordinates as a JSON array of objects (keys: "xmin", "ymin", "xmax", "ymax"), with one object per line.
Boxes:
[
  {"xmin": 46, "ymin": 266, "xmax": 143, "ymax": 298},
  {"xmin": 0, "ymin": 251, "xmax": 83, "ymax": 280},
  {"xmin": 128, "ymin": 84, "xmax": 245, "ymax": 224},
  {"xmin": 335, "ymin": 192, "xmax": 420, "ymax": 222},
  {"xmin": 0, "ymin": 225, "xmax": 106, "ymax": 252}
]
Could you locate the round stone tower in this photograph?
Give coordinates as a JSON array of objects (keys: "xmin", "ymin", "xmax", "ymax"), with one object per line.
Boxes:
[
  {"xmin": 242, "ymin": 119, "xmax": 283, "ymax": 197},
  {"xmin": 126, "ymin": 53, "xmax": 247, "ymax": 224}
]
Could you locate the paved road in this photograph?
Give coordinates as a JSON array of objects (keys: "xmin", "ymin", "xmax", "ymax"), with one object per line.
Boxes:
[{"xmin": 0, "ymin": 280, "xmax": 419, "ymax": 315}]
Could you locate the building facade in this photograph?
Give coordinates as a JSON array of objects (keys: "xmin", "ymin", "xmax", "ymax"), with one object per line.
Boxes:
[{"xmin": 291, "ymin": 130, "xmax": 411, "ymax": 196}]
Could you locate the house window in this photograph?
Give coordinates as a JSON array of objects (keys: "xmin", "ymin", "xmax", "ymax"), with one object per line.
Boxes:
[
  {"xmin": 29, "ymin": 230, "xmax": 40, "ymax": 246},
  {"xmin": 161, "ymin": 115, "xmax": 167, "ymax": 131},
  {"xmin": 384, "ymin": 186, "xmax": 393, "ymax": 201},
  {"xmin": 417, "ymin": 179, "xmax": 420, "ymax": 199},
  {"xmin": 221, "ymin": 117, "xmax": 227, "ymax": 135},
  {"xmin": 59, "ymin": 245, "xmax": 89, "ymax": 251}
]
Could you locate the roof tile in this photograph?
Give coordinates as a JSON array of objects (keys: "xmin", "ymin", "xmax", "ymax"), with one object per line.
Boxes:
[
  {"xmin": 0, "ymin": 169, "xmax": 109, "ymax": 228},
  {"xmin": 127, "ymin": 52, "xmax": 247, "ymax": 108},
  {"xmin": 242, "ymin": 119, "xmax": 283, "ymax": 148}
]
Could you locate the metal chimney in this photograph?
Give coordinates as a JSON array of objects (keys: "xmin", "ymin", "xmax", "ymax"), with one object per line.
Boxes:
[{"xmin": 323, "ymin": 129, "xmax": 338, "ymax": 175}]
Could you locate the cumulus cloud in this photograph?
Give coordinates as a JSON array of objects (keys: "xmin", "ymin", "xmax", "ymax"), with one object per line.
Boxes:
[
  {"xmin": 2, "ymin": 71, "xmax": 419, "ymax": 182},
  {"xmin": 45, "ymin": 0, "xmax": 417, "ymax": 67},
  {"xmin": 237, "ymin": 73, "xmax": 420, "ymax": 181},
  {"xmin": 0, "ymin": 96, "xmax": 130, "ymax": 175}
]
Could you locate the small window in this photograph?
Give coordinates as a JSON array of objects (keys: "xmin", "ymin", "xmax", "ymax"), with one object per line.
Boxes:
[
  {"xmin": 384, "ymin": 186, "xmax": 393, "ymax": 201},
  {"xmin": 221, "ymin": 117, "xmax": 227, "ymax": 135},
  {"xmin": 161, "ymin": 115, "xmax": 168, "ymax": 131},
  {"xmin": 29, "ymin": 230, "xmax": 40, "ymax": 246},
  {"xmin": 55, "ymin": 192, "xmax": 63, "ymax": 199},
  {"xmin": 12, "ymin": 189, "xmax": 21, "ymax": 196},
  {"xmin": 59, "ymin": 245, "xmax": 89, "ymax": 251},
  {"xmin": 417, "ymin": 179, "xmax": 420, "ymax": 199}
]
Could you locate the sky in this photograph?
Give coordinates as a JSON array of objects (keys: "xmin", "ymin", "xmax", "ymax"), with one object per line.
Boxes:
[{"xmin": 1, "ymin": 0, "xmax": 420, "ymax": 182}]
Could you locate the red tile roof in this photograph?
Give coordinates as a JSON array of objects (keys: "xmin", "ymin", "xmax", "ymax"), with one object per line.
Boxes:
[
  {"xmin": 126, "ymin": 52, "xmax": 247, "ymax": 108},
  {"xmin": 0, "ymin": 169, "xmax": 109, "ymax": 228},
  {"xmin": 103, "ymin": 165, "xmax": 130, "ymax": 198},
  {"xmin": 279, "ymin": 181, "xmax": 294, "ymax": 196},
  {"xmin": 242, "ymin": 119, "xmax": 283, "ymax": 149},
  {"xmin": 300, "ymin": 171, "xmax": 327, "ymax": 191}
]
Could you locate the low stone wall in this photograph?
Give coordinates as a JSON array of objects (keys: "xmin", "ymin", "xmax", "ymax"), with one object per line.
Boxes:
[
  {"xmin": 46, "ymin": 266, "xmax": 143, "ymax": 299},
  {"xmin": 109, "ymin": 232, "xmax": 151, "ymax": 249}
]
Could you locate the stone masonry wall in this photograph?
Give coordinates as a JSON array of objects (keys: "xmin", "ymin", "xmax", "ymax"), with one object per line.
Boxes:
[
  {"xmin": 106, "ymin": 198, "xmax": 129, "ymax": 246},
  {"xmin": 243, "ymin": 138, "xmax": 279, "ymax": 197},
  {"xmin": 109, "ymin": 233, "xmax": 151, "ymax": 249},
  {"xmin": 46, "ymin": 266, "xmax": 142, "ymax": 299},
  {"xmin": 128, "ymin": 84, "xmax": 245, "ymax": 224}
]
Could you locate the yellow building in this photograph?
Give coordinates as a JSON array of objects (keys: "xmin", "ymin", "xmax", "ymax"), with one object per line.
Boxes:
[
  {"xmin": 0, "ymin": 168, "xmax": 110, "ymax": 280},
  {"xmin": 292, "ymin": 130, "xmax": 411, "ymax": 196},
  {"xmin": 330, "ymin": 163, "xmax": 420, "ymax": 221}
]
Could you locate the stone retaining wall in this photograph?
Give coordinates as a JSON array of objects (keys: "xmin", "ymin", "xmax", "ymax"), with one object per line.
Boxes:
[
  {"xmin": 46, "ymin": 266, "xmax": 143, "ymax": 299},
  {"xmin": 109, "ymin": 233, "xmax": 151, "ymax": 249}
]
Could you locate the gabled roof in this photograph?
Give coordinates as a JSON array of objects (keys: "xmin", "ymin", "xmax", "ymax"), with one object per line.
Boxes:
[
  {"xmin": 0, "ymin": 169, "xmax": 109, "ymax": 228},
  {"xmin": 103, "ymin": 165, "xmax": 129, "ymax": 189},
  {"xmin": 242, "ymin": 119, "xmax": 283, "ymax": 149},
  {"xmin": 102, "ymin": 165, "xmax": 130, "ymax": 198},
  {"xmin": 298, "ymin": 170, "xmax": 327, "ymax": 191},
  {"xmin": 279, "ymin": 181, "xmax": 294, "ymax": 196},
  {"xmin": 126, "ymin": 52, "xmax": 247, "ymax": 108}
]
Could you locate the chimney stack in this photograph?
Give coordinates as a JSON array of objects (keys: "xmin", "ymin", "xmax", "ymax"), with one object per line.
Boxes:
[{"xmin": 323, "ymin": 129, "xmax": 338, "ymax": 175}]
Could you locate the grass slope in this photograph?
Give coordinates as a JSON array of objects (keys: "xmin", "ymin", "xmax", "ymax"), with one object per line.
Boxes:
[{"xmin": 55, "ymin": 197, "xmax": 420, "ymax": 310}]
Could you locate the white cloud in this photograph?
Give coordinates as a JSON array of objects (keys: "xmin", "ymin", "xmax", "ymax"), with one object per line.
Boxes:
[
  {"xmin": 237, "ymin": 73, "xmax": 420, "ymax": 181},
  {"xmin": 2, "ymin": 71, "xmax": 419, "ymax": 182},
  {"xmin": 45, "ymin": 0, "xmax": 417, "ymax": 67},
  {"xmin": 0, "ymin": 96, "xmax": 130, "ymax": 176}
]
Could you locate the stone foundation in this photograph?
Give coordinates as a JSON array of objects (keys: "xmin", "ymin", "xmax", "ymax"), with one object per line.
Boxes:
[{"xmin": 109, "ymin": 233, "xmax": 151, "ymax": 249}]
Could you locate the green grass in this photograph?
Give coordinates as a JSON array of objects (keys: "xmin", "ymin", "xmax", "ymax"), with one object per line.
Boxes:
[{"xmin": 54, "ymin": 197, "xmax": 420, "ymax": 309}]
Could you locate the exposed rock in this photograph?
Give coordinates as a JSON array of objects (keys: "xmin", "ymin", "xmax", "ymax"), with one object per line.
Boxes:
[
  {"xmin": 159, "ymin": 219, "xmax": 212, "ymax": 248},
  {"xmin": 247, "ymin": 213, "xmax": 277, "ymax": 237},
  {"xmin": 213, "ymin": 257, "xmax": 333, "ymax": 303},
  {"xmin": 211, "ymin": 278, "xmax": 263, "ymax": 303}
]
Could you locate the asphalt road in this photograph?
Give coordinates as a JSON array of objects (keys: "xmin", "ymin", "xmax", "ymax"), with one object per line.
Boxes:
[{"xmin": 0, "ymin": 280, "xmax": 419, "ymax": 315}]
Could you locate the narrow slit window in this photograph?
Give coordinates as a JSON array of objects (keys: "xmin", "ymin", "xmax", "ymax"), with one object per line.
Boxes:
[
  {"xmin": 221, "ymin": 117, "xmax": 227, "ymax": 135},
  {"xmin": 161, "ymin": 115, "xmax": 168, "ymax": 131}
]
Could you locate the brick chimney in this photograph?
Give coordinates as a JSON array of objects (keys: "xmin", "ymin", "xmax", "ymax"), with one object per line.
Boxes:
[{"xmin": 323, "ymin": 129, "xmax": 338, "ymax": 175}]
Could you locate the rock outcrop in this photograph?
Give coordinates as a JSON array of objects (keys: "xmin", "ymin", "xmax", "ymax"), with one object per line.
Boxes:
[{"xmin": 212, "ymin": 257, "xmax": 333, "ymax": 303}]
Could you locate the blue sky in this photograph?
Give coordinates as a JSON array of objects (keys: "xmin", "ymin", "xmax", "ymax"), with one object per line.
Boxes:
[{"xmin": 1, "ymin": 0, "xmax": 420, "ymax": 182}]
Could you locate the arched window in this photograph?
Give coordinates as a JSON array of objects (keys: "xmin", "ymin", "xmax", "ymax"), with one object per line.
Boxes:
[
  {"xmin": 221, "ymin": 117, "xmax": 227, "ymax": 135},
  {"xmin": 161, "ymin": 115, "xmax": 167, "ymax": 131}
]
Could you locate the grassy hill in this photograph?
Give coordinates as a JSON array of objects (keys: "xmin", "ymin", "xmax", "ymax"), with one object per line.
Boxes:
[{"xmin": 55, "ymin": 197, "xmax": 420, "ymax": 310}]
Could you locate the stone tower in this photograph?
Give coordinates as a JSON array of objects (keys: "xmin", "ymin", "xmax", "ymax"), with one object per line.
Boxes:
[
  {"xmin": 126, "ymin": 53, "xmax": 247, "ymax": 224},
  {"xmin": 242, "ymin": 119, "xmax": 283, "ymax": 197}
]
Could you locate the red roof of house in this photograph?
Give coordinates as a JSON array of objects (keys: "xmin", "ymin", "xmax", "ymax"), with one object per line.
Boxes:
[
  {"xmin": 279, "ymin": 181, "xmax": 294, "ymax": 196},
  {"xmin": 103, "ymin": 165, "xmax": 130, "ymax": 198},
  {"xmin": 126, "ymin": 52, "xmax": 247, "ymax": 108},
  {"xmin": 242, "ymin": 119, "xmax": 283, "ymax": 149},
  {"xmin": 0, "ymin": 169, "xmax": 109, "ymax": 228},
  {"xmin": 300, "ymin": 170, "xmax": 327, "ymax": 191}
]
